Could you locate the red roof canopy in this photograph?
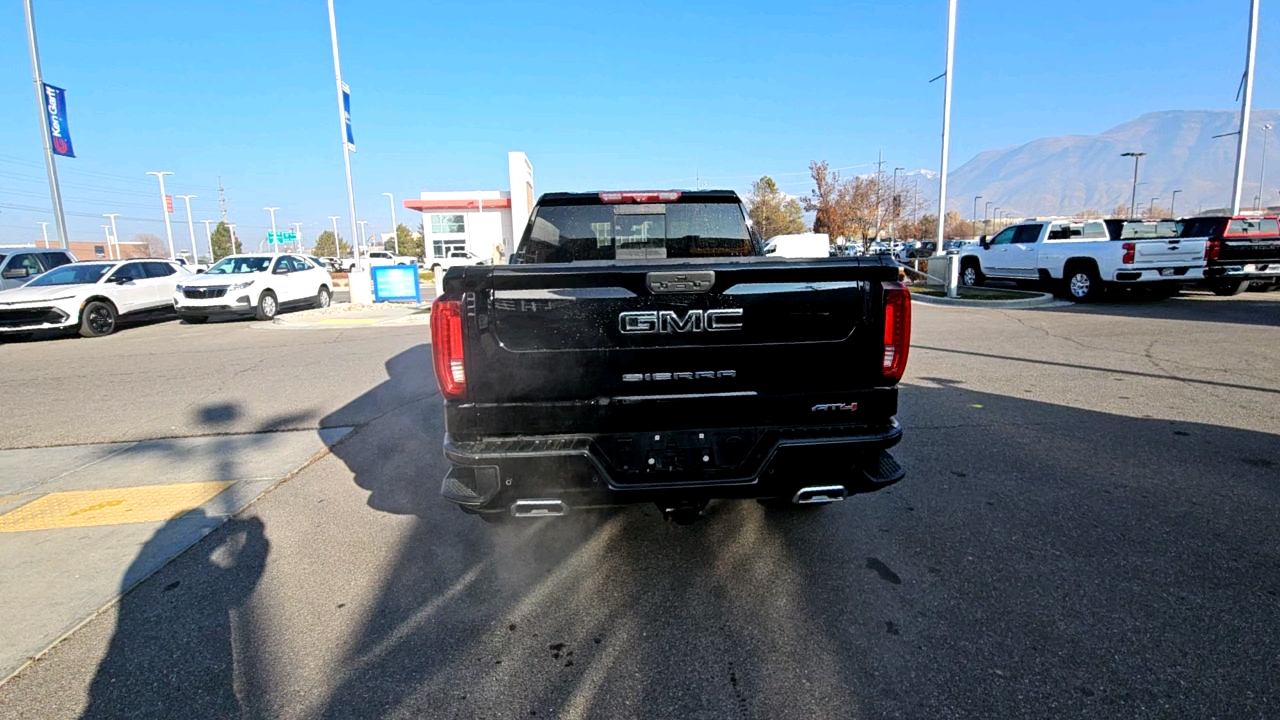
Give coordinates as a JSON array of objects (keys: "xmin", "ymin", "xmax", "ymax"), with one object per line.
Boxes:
[{"xmin": 403, "ymin": 198, "xmax": 511, "ymax": 211}]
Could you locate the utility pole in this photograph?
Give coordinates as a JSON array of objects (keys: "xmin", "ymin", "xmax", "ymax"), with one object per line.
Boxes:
[
  {"xmin": 328, "ymin": 0, "xmax": 361, "ymax": 273},
  {"xmin": 1231, "ymin": 0, "xmax": 1261, "ymax": 215},
  {"xmin": 217, "ymin": 176, "xmax": 228, "ymax": 221},
  {"xmin": 23, "ymin": 0, "xmax": 68, "ymax": 249},
  {"xmin": 1121, "ymin": 152, "xmax": 1146, "ymax": 218},
  {"xmin": 1170, "ymin": 190, "xmax": 1182, "ymax": 218},
  {"xmin": 102, "ymin": 213, "xmax": 120, "ymax": 259},
  {"xmin": 201, "ymin": 220, "xmax": 215, "ymax": 262},
  {"xmin": 291, "ymin": 222, "xmax": 303, "ymax": 254},
  {"xmin": 934, "ymin": 0, "xmax": 957, "ymax": 259},
  {"xmin": 147, "ymin": 171, "xmax": 176, "ymax": 259},
  {"xmin": 176, "ymin": 195, "xmax": 199, "ymax": 264},
  {"xmin": 383, "ymin": 192, "xmax": 399, "ymax": 254}
]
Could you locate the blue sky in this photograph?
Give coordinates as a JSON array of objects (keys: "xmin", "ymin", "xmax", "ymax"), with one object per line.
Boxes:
[{"xmin": 1, "ymin": 0, "xmax": 1277, "ymax": 246}]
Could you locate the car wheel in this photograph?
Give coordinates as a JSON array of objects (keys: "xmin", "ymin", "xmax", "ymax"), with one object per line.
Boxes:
[
  {"xmin": 79, "ymin": 300, "xmax": 118, "ymax": 338},
  {"xmin": 960, "ymin": 261, "xmax": 984, "ymax": 287},
  {"xmin": 255, "ymin": 291, "xmax": 279, "ymax": 321},
  {"xmin": 1065, "ymin": 265, "xmax": 1104, "ymax": 302},
  {"xmin": 315, "ymin": 285, "xmax": 332, "ymax": 309},
  {"xmin": 1210, "ymin": 280, "xmax": 1249, "ymax": 296},
  {"xmin": 182, "ymin": 315, "xmax": 210, "ymax": 325}
]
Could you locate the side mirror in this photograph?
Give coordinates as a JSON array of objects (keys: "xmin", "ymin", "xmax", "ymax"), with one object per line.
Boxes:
[
  {"xmin": 1, "ymin": 267, "xmax": 30, "ymax": 280},
  {"xmin": 196, "ymin": 269, "xmax": 206, "ymax": 274},
  {"xmin": 979, "ymin": 236, "xmax": 990, "ymax": 249}
]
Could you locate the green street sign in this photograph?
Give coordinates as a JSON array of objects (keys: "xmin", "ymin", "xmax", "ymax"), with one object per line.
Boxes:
[{"xmin": 267, "ymin": 231, "xmax": 297, "ymax": 244}]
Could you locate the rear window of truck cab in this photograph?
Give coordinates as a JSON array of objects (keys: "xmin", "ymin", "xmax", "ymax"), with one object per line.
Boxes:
[{"xmin": 515, "ymin": 194, "xmax": 758, "ymax": 263}]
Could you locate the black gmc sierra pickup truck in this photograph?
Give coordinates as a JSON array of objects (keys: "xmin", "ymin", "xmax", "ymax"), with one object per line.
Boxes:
[
  {"xmin": 431, "ymin": 190, "xmax": 910, "ymax": 523},
  {"xmin": 1178, "ymin": 215, "xmax": 1280, "ymax": 295}
]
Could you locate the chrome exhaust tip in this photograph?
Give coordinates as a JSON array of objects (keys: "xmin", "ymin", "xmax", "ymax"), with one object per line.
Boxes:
[
  {"xmin": 792, "ymin": 486, "xmax": 847, "ymax": 505},
  {"xmin": 510, "ymin": 499, "xmax": 568, "ymax": 518}
]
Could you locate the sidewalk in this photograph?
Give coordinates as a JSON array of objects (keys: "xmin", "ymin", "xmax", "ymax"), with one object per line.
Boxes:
[{"xmin": 266, "ymin": 301, "xmax": 432, "ymax": 329}]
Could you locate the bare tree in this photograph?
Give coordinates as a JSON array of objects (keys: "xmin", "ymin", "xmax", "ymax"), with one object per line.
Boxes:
[{"xmin": 135, "ymin": 233, "xmax": 167, "ymax": 258}]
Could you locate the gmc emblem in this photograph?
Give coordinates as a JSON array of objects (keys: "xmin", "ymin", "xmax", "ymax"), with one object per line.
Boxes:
[{"xmin": 618, "ymin": 309, "xmax": 743, "ymax": 334}]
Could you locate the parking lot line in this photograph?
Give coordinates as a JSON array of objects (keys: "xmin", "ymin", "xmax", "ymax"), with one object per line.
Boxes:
[{"xmin": 0, "ymin": 482, "xmax": 234, "ymax": 533}]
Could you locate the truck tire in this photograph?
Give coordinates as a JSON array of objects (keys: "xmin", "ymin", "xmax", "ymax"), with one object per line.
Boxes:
[
  {"xmin": 960, "ymin": 259, "xmax": 985, "ymax": 287},
  {"xmin": 1064, "ymin": 262, "xmax": 1104, "ymax": 302},
  {"xmin": 1210, "ymin": 280, "xmax": 1249, "ymax": 296}
]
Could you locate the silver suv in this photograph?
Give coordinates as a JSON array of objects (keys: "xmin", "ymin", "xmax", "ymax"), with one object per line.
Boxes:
[{"xmin": 0, "ymin": 248, "xmax": 77, "ymax": 291}]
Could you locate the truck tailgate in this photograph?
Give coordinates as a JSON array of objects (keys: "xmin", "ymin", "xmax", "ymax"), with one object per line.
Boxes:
[
  {"xmin": 1132, "ymin": 237, "xmax": 1206, "ymax": 266},
  {"xmin": 445, "ymin": 257, "xmax": 900, "ymax": 436}
]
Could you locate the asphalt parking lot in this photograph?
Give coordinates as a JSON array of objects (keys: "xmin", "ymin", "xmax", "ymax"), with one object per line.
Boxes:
[{"xmin": 0, "ymin": 290, "xmax": 1278, "ymax": 719}]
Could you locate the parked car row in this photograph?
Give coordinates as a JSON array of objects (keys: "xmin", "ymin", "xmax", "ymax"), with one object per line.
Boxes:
[
  {"xmin": 956, "ymin": 216, "xmax": 1280, "ymax": 301},
  {"xmin": 0, "ymin": 252, "xmax": 334, "ymax": 340}
]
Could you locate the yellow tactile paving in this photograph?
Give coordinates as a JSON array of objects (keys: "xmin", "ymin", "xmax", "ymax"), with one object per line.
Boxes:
[{"xmin": 0, "ymin": 482, "xmax": 234, "ymax": 533}]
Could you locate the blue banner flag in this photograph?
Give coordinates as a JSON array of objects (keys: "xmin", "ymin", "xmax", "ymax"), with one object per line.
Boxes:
[
  {"xmin": 341, "ymin": 83, "xmax": 355, "ymax": 152},
  {"xmin": 42, "ymin": 84, "xmax": 75, "ymax": 158}
]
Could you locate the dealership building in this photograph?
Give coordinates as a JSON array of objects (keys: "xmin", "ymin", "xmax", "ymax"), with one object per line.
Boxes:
[{"xmin": 403, "ymin": 152, "xmax": 535, "ymax": 264}]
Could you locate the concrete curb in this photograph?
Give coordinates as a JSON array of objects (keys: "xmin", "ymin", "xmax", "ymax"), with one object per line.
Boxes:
[{"xmin": 910, "ymin": 290, "xmax": 1064, "ymax": 309}]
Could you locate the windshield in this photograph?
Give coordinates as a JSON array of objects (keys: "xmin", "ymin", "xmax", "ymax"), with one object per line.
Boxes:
[
  {"xmin": 515, "ymin": 200, "xmax": 757, "ymax": 263},
  {"xmin": 25, "ymin": 264, "xmax": 112, "ymax": 287},
  {"xmin": 206, "ymin": 257, "xmax": 271, "ymax": 274}
]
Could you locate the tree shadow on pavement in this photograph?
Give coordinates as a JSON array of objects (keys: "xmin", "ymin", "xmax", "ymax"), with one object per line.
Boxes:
[{"xmin": 79, "ymin": 511, "xmax": 269, "ymax": 719}]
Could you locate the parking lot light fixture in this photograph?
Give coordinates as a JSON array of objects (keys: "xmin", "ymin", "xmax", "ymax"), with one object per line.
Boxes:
[
  {"xmin": 176, "ymin": 195, "xmax": 198, "ymax": 266},
  {"xmin": 328, "ymin": 216, "xmax": 342, "ymax": 260},
  {"xmin": 383, "ymin": 192, "xmax": 399, "ymax": 254},
  {"xmin": 1258, "ymin": 123, "xmax": 1273, "ymax": 211},
  {"xmin": 1121, "ymin": 152, "xmax": 1146, "ymax": 218},
  {"xmin": 102, "ymin": 213, "xmax": 120, "ymax": 259},
  {"xmin": 1150, "ymin": 197, "xmax": 1160, "ymax": 218},
  {"xmin": 201, "ymin": 220, "xmax": 214, "ymax": 262},
  {"xmin": 1230, "ymin": 0, "xmax": 1261, "ymax": 215},
  {"xmin": 983, "ymin": 201, "xmax": 992, "ymax": 235},
  {"xmin": 37, "ymin": 221, "xmax": 49, "ymax": 248},
  {"xmin": 358, "ymin": 220, "xmax": 369, "ymax": 249},
  {"xmin": 228, "ymin": 224, "xmax": 238, "ymax": 255},
  {"xmin": 264, "ymin": 207, "xmax": 280, "ymax": 250},
  {"xmin": 973, "ymin": 195, "xmax": 982, "ymax": 239},
  {"xmin": 1170, "ymin": 190, "xmax": 1182, "ymax": 218},
  {"xmin": 933, "ymin": 0, "xmax": 958, "ymax": 259},
  {"xmin": 291, "ymin": 222, "xmax": 304, "ymax": 254},
  {"xmin": 146, "ymin": 171, "xmax": 176, "ymax": 259}
]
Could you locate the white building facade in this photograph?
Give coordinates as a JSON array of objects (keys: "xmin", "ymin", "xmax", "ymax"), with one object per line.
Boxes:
[{"xmin": 403, "ymin": 152, "xmax": 534, "ymax": 263}]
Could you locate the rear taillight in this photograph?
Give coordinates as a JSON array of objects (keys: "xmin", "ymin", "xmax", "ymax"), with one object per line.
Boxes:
[
  {"xmin": 598, "ymin": 191, "xmax": 682, "ymax": 203},
  {"xmin": 1121, "ymin": 242, "xmax": 1136, "ymax": 265},
  {"xmin": 882, "ymin": 282, "xmax": 912, "ymax": 383},
  {"xmin": 1205, "ymin": 239, "xmax": 1221, "ymax": 262},
  {"xmin": 431, "ymin": 297, "xmax": 466, "ymax": 399}
]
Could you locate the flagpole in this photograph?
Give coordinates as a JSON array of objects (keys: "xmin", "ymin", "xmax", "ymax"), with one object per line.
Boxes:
[{"xmin": 23, "ymin": 0, "xmax": 68, "ymax": 248}]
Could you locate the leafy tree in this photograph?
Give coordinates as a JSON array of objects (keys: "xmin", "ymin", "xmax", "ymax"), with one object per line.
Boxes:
[
  {"xmin": 208, "ymin": 221, "xmax": 243, "ymax": 260},
  {"xmin": 311, "ymin": 229, "xmax": 351, "ymax": 258},
  {"xmin": 393, "ymin": 224, "xmax": 424, "ymax": 259},
  {"xmin": 747, "ymin": 176, "xmax": 806, "ymax": 240},
  {"xmin": 805, "ymin": 161, "xmax": 845, "ymax": 239}
]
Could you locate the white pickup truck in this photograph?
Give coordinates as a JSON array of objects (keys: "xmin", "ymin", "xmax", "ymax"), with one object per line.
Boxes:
[
  {"xmin": 426, "ymin": 250, "xmax": 489, "ymax": 276},
  {"xmin": 958, "ymin": 219, "xmax": 1207, "ymax": 301}
]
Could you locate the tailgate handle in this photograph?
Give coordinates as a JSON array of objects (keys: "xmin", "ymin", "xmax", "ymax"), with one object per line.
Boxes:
[{"xmin": 647, "ymin": 271, "xmax": 715, "ymax": 294}]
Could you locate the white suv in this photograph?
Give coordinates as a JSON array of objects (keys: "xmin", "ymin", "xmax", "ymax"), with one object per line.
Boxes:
[
  {"xmin": 0, "ymin": 259, "xmax": 188, "ymax": 338},
  {"xmin": 174, "ymin": 253, "xmax": 333, "ymax": 323}
]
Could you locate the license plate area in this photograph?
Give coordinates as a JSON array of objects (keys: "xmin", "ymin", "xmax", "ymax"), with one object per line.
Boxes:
[
  {"xmin": 1159, "ymin": 268, "xmax": 1176, "ymax": 276},
  {"xmin": 598, "ymin": 428, "xmax": 762, "ymax": 484}
]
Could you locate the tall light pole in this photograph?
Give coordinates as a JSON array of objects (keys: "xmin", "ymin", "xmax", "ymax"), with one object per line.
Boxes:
[
  {"xmin": 1149, "ymin": 197, "xmax": 1160, "ymax": 218},
  {"xmin": 328, "ymin": 216, "xmax": 342, "ymax": 258},
  {"xmin": 201, "ymin": 220, "xmax": 215, "ymax": 262},
  {"xmin": 382, "ymin": 192, "xmax": 399, "ymax": 254},
  {"xmin": 984, "ymin": 201, "xmax": 992, "ymax": 235},
  {"xmin": 358, "ymin": 220, "xmax": 369, "ymax": 249},
  {"xmin": 1121, "ymin": 152, "xmax": 1146, "ymax": 218},
  {"xmin": 1257, "ymin": 123, "xmax": 1273, "ymax": 211},
  {"xmin": 37, "ymin": 221, "xmax": 49, "ymax": 248},
  {"xmin": 291, "ymin": 222, "xmax": 303, "ymax": 254},
  {"xmin": 176, "ymin": 195, "xmax": 199, "ymax": 265},
  {"xmin": 264, "ymin": 207, "xmax": 280, "ymax": 251},
  {"xmin": 227, "ymin": 223, "xmax": 238, "ymax": 255},
  {"xmin": 23, "ymin": 0, "xmax": 68, "ymax": 248},
  {"xmin": 933, "ymin": 0, "xmax": 958, "ymax": 258},
  {"xmin": 1170, "ymin": 190, "xmax": 1182, "ymax": 218},
  {"xmin": 327, "ymin": 0, "xmax": 360, "ymax": 273},
  {"xmin": 102, "ymin": 213, "xmax": 120, "ymax": 259},
  {"xmin": 146, "ymin": 171, "xmax": 176, "ymax": 259},
  {"xmin": 972, "ymin": 195, "xmax": 983, "ymax": 239},
  {"xmin": 101, "ymin": 225, "xmax": 111, "ymax": 256},
  {"xmin": 1230, "ymin": 0, "xmax": 1261, "ymax": 215}
]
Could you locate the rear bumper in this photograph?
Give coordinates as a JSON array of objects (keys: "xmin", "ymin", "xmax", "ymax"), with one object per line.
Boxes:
[
  {"xmin": 440, "ymin": 421, "xmax": 904, "ymax": 513},
  {"xmin": 1203, "ymin": 263, "xmax": 1280, "ymax": 280},
  {"xmin": 1111, "ymin": 267, "xmax": 1204, "ymax": 283}
]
